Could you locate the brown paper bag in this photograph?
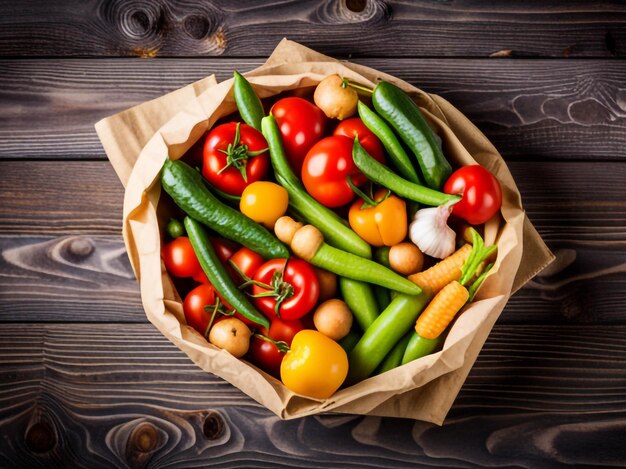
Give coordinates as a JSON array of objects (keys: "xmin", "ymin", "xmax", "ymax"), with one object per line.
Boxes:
[{"xmin": 95, "ymin": 39, "xmax": 554, "ymax": 424}]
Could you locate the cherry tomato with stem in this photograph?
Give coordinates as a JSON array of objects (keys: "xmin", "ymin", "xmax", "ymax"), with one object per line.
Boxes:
[
  {"xmin": 443, "ymin": 165, "xmax": 502, "ymax": 225},
  {"xmin": 183, "ymin": 284, "xmax": 234, "ymax": 338},
  {"xmin": 202, "ymin": 122, "xmax": 269, "ymax": 196},
  {"xmin": 251, "ymin": 258, "xmax": 319, "ymax": 321},
  {"xmin": 301, "ymin": 135, "xmax": 384, "ymax": 208}
]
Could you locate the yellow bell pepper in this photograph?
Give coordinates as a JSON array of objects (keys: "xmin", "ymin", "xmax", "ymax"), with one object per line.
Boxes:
[
  {"xmin": 280, "ymin": 330, "xmax": 348, "ymax": 399},
  {"xmin": 348, "ymin": 188, "xmax": 407, "ymax": 247}
]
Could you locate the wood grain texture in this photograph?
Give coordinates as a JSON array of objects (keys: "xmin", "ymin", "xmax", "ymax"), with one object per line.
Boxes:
[
  {"xmin": 0, "ymin": 0, "xmax": 624, "ymax": 58},
  {"xmin": 1, "ymin": 323, "xmax": 625, "ymax": 467},
  {"xmin": 1, "ymin": 58, "xmax": 626, "ymax": 161}
]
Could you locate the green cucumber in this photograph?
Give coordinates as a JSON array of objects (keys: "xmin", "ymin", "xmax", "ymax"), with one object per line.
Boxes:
[
  {"xmin": 372, "ymin": 81, "xmax": 452, "ymax": 190},
  {"xmin": 161, "ymin": 158, "xmax": 288, "ymax": 259},
  {"xmin": 185, "ymin": 217, "xmax": 269, "ymax": 328}
]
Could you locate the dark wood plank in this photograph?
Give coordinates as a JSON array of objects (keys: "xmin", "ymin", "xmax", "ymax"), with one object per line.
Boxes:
[
  {"xmin": 1, "ymin": 323, "xmax": 625, "ymax": 467},
  {"xmin": 0, "ymin": 236, "xmax": 141, "ymax": 322},
  {"xmin": 0, "ymin": 0, "xmax": 624, "ymax": 58},
  {"xmin": 2, "ymin": 58, "xmax": 626, "ymax": 161},
  {"xmin": 0, "ymin": 162, "xmax": 124, "ymax": 235}
]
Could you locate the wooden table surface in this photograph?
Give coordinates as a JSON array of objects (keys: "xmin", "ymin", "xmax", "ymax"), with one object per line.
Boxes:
[{"xmin": 1, "ymin": 1, "xmax": 626, "ymax": 467}]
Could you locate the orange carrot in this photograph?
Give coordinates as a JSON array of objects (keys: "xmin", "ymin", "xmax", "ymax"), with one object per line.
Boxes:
[
  {"xmin": 415, "ymin": 281, "xmax": 469, "ymax": 339},
  {"xmin": 408, "ymin": 243, "xmax": 472, "ymax": 296}
]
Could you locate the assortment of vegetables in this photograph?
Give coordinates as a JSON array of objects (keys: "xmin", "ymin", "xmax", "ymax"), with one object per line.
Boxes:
[{"xmin": 160, "ymin": 71, "xmax": 503, "ymax": 400}]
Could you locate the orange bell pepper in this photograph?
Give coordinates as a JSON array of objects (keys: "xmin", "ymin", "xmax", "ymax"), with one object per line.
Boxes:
[{"xmin": 348, "ymin": 188, "xmax": 407, "ymax": 247}]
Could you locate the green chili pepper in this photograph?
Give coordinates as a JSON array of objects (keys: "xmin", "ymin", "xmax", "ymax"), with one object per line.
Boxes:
[
  {"xmin": 339, "ymin": 277, "xmax": 379, "ymax": 331},
  {"xmin": 184, "ymin": 217, "xmax": 270, "ymax": 329},
  {"xmin": 311, "ymin": 243, "xmax": 421, "ymax": 296},
  {"xmin": 372, "ymin": 81, "xmax": 452, "ymax": 189},
  {"xmin": 347, "ymin": 292, "xmax": 430, "ymax": 384},
  {"xmin": 161, "ymin": 158, "xmax": 289, "ymax": 259},
  {"xmin": 375, "ymin": 330, "xmax": 413, "ymax": 375},
  {"xmin": 233, "ymin": 71, "xmax": 264, "ymax": 131},
  {"xmin": 261, "ymin": 115, "xmax": 372, "ymax": 259},
  {"xmin": 373, "ymin": 285, "xmax": 391, "ymax": 311},
  {"xmin": 357, "ymin": 101, "xmax": 422, "ymax": 185},
  {"xmin": 401, "ymin": 332, "xmax": 442, "ymax": 365},
  {"xmin": 353, "ymin": 139, "xmax": 460, "ymax": 207}
]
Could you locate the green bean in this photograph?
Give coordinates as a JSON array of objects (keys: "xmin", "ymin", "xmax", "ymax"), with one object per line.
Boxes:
[
  {"xmin": 357, "ymin": 101, "xmax": 422, "ymax": 184},
  {"xmin": 353, "ymin": 139, "xmax": 460, "ymax": 207},
  {"xmin": 375, "ymin": 330, "xmax": 413, "ymax": 375},
  {"xmin": 233, "ymin": 71, "xmax": 264, "ymax": 131},
  {"xmin": 339, "ymin": 277, "xmax": 379, "ymax": 331},
  {"xmin": 185, "ymin": 217, "xmax": 269, "ymax": 329},
  {"xmin": 401, "ymin": 332, "xmax": 442, "ymax": 365},
  {"xmin": 262, "ymin": 115, "xmax": 372, "ymax": 258},
  {"xmin": 312, "ymin": 244, "xmax": 421, "ymax": 296}
]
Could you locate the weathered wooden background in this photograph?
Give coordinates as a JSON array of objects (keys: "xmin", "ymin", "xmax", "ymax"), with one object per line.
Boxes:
[{"xmin": 1, "ymin": 0, "xmax": 626, "ymax": 467}]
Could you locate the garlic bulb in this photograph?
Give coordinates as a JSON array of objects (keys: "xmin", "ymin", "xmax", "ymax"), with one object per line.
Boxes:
[{"xmin": 409, "ymin": 204, "xmax": 456, "ymax": 259}]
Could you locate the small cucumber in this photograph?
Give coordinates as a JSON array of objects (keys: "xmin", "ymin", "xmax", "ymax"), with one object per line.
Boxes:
[
  {"xmin": 161, "ymin": 159, "xmax": 288, "ymax": 259},
  {"xmin": 372, "ymin": 81, "xmax": 452, "ymax": 190}
]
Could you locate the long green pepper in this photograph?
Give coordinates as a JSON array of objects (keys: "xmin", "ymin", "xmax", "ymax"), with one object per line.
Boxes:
[
  {"xmin": 357, "ymin": 101, "xmax": 422, "ymax": 185},
  {"xmin": 353, "ymin": 139, "xmax": 459, "ymax": 207},
  {"xmin": 261, "ymin": 115, "xmax": 372, "ymax": 259},
  {"xmin": 233, "ymin": 71, "xmax": 265, "ymax": 131},
  {"xmin": 184, "ymin": 217, "xmax": 270, "ymax": 329}
]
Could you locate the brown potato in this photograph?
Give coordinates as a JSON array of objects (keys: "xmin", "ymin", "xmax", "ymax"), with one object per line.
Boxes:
[{"xmin": 314, "ymin": 75, "xmax": 358, "ymax": 120}]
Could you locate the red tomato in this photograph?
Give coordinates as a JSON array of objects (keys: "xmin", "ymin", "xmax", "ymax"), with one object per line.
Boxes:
[
  {"xmin": 202, "ymin": 122, "xmax": 269, "ymax": 196},
  {"xmin": 162, "ymin": 237, "xmax": 202, "ymax": 278},
  {"xmin": 271, "ymin": 97, "xmax": 327, "ymax": 173},
  {"xmin": 229, "ymin": 247, "xmax": 264, "ymax": 284},
  {"xmin": 246, "ymin": 318, "xmax": 304, "ymax": 378},
  {"xmin": 333, "ymin": 118, "xmax": 385, "ymax": 162},
  {"xmin": 252, "ymin": 259, "xmax": 319, "ymax": 321},
  {"xmin": 302, "ymin": 135, "xmax": 383, "ymax": 208},
  {"xmin": 183, "ymin": 284, "xmax": 218, "ymax": 337},
  {"xmin": 443, "ymin": 165, "xmax": 503, "ymax": 225}
]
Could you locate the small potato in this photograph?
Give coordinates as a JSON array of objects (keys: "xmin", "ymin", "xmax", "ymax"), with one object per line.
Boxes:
[
  {"xmin": 209, "ymin": 318, "xmax": 252, "ymax": 358},
  {"xmin": 388, "ymin": 242, "xmax": 425, "ymax": 276},
  {"xmin": 313, "ymin": 299, "xmax": 353, "ymax": 341},
  {"xmin": 314, "ymin": 75, "xmax": 358, "ymax": 120}
]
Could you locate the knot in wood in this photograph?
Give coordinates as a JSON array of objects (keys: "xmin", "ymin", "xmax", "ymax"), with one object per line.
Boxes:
[
  {"xmin": 345, "ymin": 0, "xmax": 367, "ymax": 12},
  {"xmin": 116, "ymin": 1, "xmax": 164, "ymax": 40},
  {"xmin": 25, "ymin": 421, "xmax": 56, "ymax": 453},
  {"xmin": 130, "ymin": 422, "xmax": 159, "ymax": 453},
  {"xmin": 183, "ymin": 15, "xmax": 211, "ymax": 39},
  {"xmin": 203, "ymin": 411, "xmax": 225, "ymax": 440},
  {"xmin": 321, "ymin": 0, "xmax": 390, "ymax": 26},
  {"xmin": 68, "ymin": 237, "xmax": 94, "ymax": 258}
]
